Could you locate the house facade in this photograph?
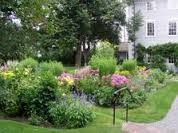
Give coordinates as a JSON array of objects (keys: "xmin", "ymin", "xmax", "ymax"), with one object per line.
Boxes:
[
  {"xmin": 120, "ymin": 0, "xmax": 178, "ymax": 72},
  {"xmin": 131, "ymin": 0, "xmax": 178, "ymax": 47}
]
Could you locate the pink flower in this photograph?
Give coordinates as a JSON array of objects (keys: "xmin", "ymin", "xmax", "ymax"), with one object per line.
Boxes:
[
  {"xmin": 58, "ymin": 72, "xmax": 73, "ymax": 81},
  {"xmin": 111, "ymin": 74, "xmax": 129, "ymax": 88},
  {"xmin": 74, "ymin": 66, "xmax": 99, "ymax": 80}
]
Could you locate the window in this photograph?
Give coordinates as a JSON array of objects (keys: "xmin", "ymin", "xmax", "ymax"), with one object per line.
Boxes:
[
  {"xmin": 146, "ymin": 1, "xmax": 156, "ymax": 11},
  {"xmin": 168, "ymin": 56, "xmax": 177, "ymax": 63},
  {"xmin": 147, "ymin": 22, "xmax": 155, "ymax": 36},
  {"xmin": 168, "ymin": 0, "xmax": 178, "ymax": 9},
  {"xmin": 169, "ymin": 21, "xmax": 177, "ymax": 35}
]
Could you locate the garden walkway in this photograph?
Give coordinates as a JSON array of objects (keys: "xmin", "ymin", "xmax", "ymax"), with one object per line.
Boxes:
[{"xmin": 122, "ymin": 96, "xmax": 178, "ymax": 133}]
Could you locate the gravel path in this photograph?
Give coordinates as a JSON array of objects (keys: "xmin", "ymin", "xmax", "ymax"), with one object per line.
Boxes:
[{"xmin": 123, "ymin": 96, "xmax": 178, "ymax": 133}]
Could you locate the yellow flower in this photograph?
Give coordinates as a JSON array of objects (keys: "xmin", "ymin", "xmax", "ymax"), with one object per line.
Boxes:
[
  {"xmin": 115, "ymin": 70, "xmax": 131, "ymax": 77},
  {"xmin": 2, "ymin": 71, "xmax": 15, "ymax": 79}
]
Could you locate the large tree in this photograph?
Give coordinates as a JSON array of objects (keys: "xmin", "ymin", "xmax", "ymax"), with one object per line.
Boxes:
[
  {"xmin": 49, "ymin": 0, "xmax": 127, "ymax": 66},
  {"xmin": 0, "ymin": 0, "xmax": 51, "ymax": 63}
]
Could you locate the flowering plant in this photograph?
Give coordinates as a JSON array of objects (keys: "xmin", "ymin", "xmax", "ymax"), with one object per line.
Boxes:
[
  {"xmin": 111, "ymin": 74, "xmax": 129, "ymax": 88},
  {"xmin": 74, "ymin": 66, "xmax": 99, "ymax": 80},
  {"xmin": 115, "ymin": 70, "xmax": 131, "ymax": 77},
  {"xmin": 1, "ymin": 71, "xmax": 15, "ymax": 79},
  {"xmin": 58, "ymin": 73, "xmax": 74, "ymax": 86}
]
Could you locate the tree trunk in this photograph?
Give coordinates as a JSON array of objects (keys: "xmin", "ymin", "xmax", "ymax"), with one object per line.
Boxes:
[
  {"xmin": 83, "ymin": 41, "xmax": 90, "ymax": 66},
  {"xmin": 75, "ymin": 44, "xmax": 82, "ymax": 67}
]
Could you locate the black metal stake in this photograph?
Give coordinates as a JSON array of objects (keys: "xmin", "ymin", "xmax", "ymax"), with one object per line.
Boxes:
[
  {"xmin": 126, "ymin": 103, "xmax": 128, "ymax": 122},
  {"xmin": 113, "ymin": 101, "xmax": 116, "ymax": 125}
]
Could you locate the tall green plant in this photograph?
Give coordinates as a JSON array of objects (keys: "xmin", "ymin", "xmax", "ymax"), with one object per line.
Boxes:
[{"xmin": 89, "ymin": 41, "xmax": 117, "ymax": 76}]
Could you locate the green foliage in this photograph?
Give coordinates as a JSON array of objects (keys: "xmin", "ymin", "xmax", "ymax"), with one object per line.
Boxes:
[
  {"xmin": 94, "ymin": 41, "xmax": 115, "ymax": 58},
  {"xmin": 49, "ymin": 100, "xmax": 94, "ymax": 129},
  {"xmin": 147, "ymin": 43, "xmax": 178, "ymax": 70},
  {"xmin": 150, "ymin": 69, "xmax": 166, "ymax": 83},
  {"xmin": 127, "ymin": 11, "xmax": 143, "ymax": 42},
  {"xmin": 122, "ymin": 59, "xmax": 137, "ymax": 73},
  {"xmin": 38, "ymin": 61, "xmax": 64, "ymax": 76},
  {"xmin": 78, "ymin": 76, "xmax": 100, "ymax": 95},
  {"xmin": 28, "ymin": 72, "xmax": 58, "ymax": 118},
  {"xmin": 0, "ymin": 72, "xmax": 19, "ymax": 116},
  {"xmin": 121, "ymin": 89, "xmax": 147, "ymax": 109},
  {"xmin": 28, "ymin": 114, "xmax": 46, "ymax": 126},
  {"xmin": 90, "ymin": 57, "xmax": 117, "ymax": 76},
  {"xmin": 149, "ymin": 55, "xmax": 166, "ymax": 72},
  {"xmin": 17, "ymin": 72, "xmax": 59, "ymax": 118},
  {"xmin": 94, "ymin": 86, "xmax": 115, "ymax": 107},
  {"xmin": 17, "ymin": 58, "xmax": 38, "ymax": 71},
  {"xmin": 3, "ymin": 90, "xmax": 19, "ymax": 116},
  {"xmin": 136, "ymin": 43, "xmax": 146, "ymax": 65},
  {"xmin": 89, "ymin": 42, "xmax": 117, "ymax": 76}
]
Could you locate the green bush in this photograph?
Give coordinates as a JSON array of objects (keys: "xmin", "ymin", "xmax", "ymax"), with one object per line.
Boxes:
[
  {"xmin": 94, "ymin": 41, "xmax": 115, "ymax": 58},
  {"xmin": 3, "ymin": 90, "xmax": 19, "ymax": 116},
  {"xmin": 29, "ymin": 113, "xmax": 46, "ymax": 126},
  {"xmin": 17, "ymin": 72, "xmax": 59, "ymax": 118},
  {"xmin": 0, "ymin": 73, "xmax": 19, "ymax": 116},
  {"xmin": 122, "ymin": 59, "xmax": 137, "ymax": 73},
  {"xmin": 150, "ymin": 69, "xmax": 166, "ymax": 83},
  {"xmin": 149, "ymin": 55, "xmax": 166, "ymax": 72},
  {"xmin": 89, "ymin": 41, "xmax": 117, "ymax": 76},
  {"xmin": 17, "ymin": 58, "xmax": 38, "ymax": 71},
  {"xmin": 30, "ymin": 72, "xmax": 58, "ymax": 118},
  {"xmin": 121, "ymin": 89, "xmax": 147, "ymax": 109},
  {"xmin": 38, "ymin": 61, "xmax": 64, "ymax": 76},
  {"xmin": 94, "ymin": 86, "xmax": 115, "ymax": 107},
  {"xmin": 0, "ymin": 74, "xmax": 6, "ymax": 110},
  {"xmin": 90, "ymin": 57, "xmax": 117, "ymax": 76},
  {"xmin": 49, "ymin": 99, "xmax": 94, "ymax": 129},
  {"xmin": 16, "ymin": 75, "xmax": 40, "ymax": 116},
  {"xmin": 78, "ymin": 76, "xmax": 100, "ymax": 95}
]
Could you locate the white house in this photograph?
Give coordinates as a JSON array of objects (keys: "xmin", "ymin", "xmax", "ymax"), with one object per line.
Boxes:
[{"xmin": 120, "ymin": 0, "xmax": 178, "ymax": 72}]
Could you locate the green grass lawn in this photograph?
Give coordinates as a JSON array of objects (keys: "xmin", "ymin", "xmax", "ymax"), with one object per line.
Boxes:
[
  {"xmin": 94, "ymin": 81, "xmax": 178, "ymax": 123},
  {"xmin": 0, "ymin": 81, "xmax": 178, "ymax": 133}
]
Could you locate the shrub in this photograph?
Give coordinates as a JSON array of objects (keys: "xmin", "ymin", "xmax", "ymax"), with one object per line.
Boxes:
[
  {"xmin": 136, "ymin": 43, "xmax": 146, "ymax": 65},
  {"xmin": 150, "ymin": 69, "xmax": 166, "ymax": 83},
  {"xmin": 38, "ymin": 61, "xmax": 64, "ymax": 76},
  {"xmin": 0, "ymin": 71, "xmax": 19, "ymax": 116},
  {"xmin": 149, "ymin": 55, "xmax": 166, "ymax": 72},
  {"xmin": 121, "ymin": 89, "xmax": 147, "ymax": 109},
  {"xmin": 30, "ymin": 72, "xmax": 59, "ymax": 118},
  {"xmin": 29, "ymin": 114, "xmax": 46, "ymax": 126},
  {"xmin": 89, "ymin": 41, "xmax": 117, "ymax": 76},
  {"xmin": 17, "ymin": 72, "xmax": 59, "ymax": 118},
  {"xmin": 3, "ymin": 90, "xmax": 19, "ymax": 116},
  {"xmin": 16, "ymin": 75, "xmax": 40, "ymax": 116},
  {"xmin": 94, "ymin": 86, "xmax": 115, "ymax": 107},
  {"xmin": 78, "ymin": 76, "xmax": 100, "ymax": 95},
  {"xmin": 94, "ymin": 41, "xmax": 115, "ymax": 58},
  {"xmin": 90, "ymin": 57, "xmax": 117, "ymax": 76},
  {"xmin": 17, "ymin": 58, "xmax": 38, "ymax": 71},
  {"xmin": 122, "ymin": 59, "xmax": 137, "ymax": 73},
  {"xmin": 49, "ymin": 99, "xmax": 94, "ymax": 129}
]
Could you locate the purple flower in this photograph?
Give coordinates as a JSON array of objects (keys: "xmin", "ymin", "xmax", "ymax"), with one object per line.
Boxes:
[{"xmin": 111, "ymin": 74, "xmax": 129, "ymax": 88}]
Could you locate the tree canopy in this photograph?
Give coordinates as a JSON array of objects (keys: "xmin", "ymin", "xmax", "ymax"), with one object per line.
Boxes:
[{"xmin": 0, "ymin": 0, "xmax": 131, "ymax": 66}]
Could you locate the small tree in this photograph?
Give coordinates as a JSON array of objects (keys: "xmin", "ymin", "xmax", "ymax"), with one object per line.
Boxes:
[{"xmin": 127, "ymin": 10, "xmax": 143, "ymax": 58}]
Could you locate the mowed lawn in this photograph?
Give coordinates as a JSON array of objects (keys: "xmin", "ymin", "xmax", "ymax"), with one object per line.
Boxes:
[{"xmin": 0, "ymin": 81, "xmax": 178, "ymax": 133}]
